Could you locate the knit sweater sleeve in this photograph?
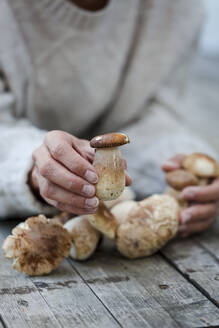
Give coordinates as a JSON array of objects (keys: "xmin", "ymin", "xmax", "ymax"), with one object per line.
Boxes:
[{"xmin": 0, "ymin": 81, "xmax": 57, "ymax": 220}]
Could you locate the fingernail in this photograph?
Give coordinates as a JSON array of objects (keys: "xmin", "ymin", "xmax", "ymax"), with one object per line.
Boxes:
[
  {"xmin": 82, "ymin": 184, "xmax": 96, "ymax": 197},
  {"xmin": 84, "ymin": 170, "xmax": 98, "ymax": 184},
  {"xmin": 180, "ymin": 212, "xmax": 191, "ymax": 224},
  {"xmin": 179, "ymin": 224, "xmax": 187, "ymax": 232},
  {"xmin": 85, "ymin": 197, "xmax": 99, "ymax": 208},
  {"xmin": 164, "ymin": 160, "xmax": 179, "ymax": 169}
]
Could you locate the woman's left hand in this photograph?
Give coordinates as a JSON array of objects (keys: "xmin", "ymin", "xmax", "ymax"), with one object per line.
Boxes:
[{"xmin": 162, "ymin": 154, "xmax": 219, "ymax": 238}]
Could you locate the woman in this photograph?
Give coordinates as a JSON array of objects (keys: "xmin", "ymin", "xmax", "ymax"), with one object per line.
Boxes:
[{"xmin": 0, "ymin": 0, "xmax": 218, "ymax": 238}]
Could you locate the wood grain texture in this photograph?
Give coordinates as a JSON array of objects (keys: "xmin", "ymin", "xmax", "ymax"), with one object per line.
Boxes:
[
  {"xmin": 0, "ymin": 220, "xmax": 119, "ymax": 328},
  {"xmin": 71, "ymin": 238, "xmax": 219, "ymax": 328},
  {"xmin": 161, "ymin": 217, "xmax": 219, "ymax": 310}
]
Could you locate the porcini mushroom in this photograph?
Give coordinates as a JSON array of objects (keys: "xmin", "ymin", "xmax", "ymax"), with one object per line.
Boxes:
[
  {"xmin": 182, "ymin": 153, "xmax": 219, "ymax": 178},
  {"xmin": 87, "ymin": 202, "xmax": 118, "ymax": 239},
  {"xmin": 2, "ymin": 215, "xmax": 72, "ymax": 276},
  {"xmin": 166, "ymin": 169, "xmax": 199, "ymax": 191},
  {"xmin": 64, "ymin": 216, "xmax": 101, "ymax": 261},
  {"xmin": 90, "ymin": 132, "xmax": 130, "ymax": 201},
  {"xmin": 113, "ymin": 195, "xmax": 179, "ymax": 259}
]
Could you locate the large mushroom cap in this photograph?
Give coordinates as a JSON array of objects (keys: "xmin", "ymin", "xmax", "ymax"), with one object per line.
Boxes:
[
  {"xmin": 2, "ymin": 215, "xmax": 72, "ymax": 276},
  {"xmin": 90, "ymin": 133, "xmax": 129, "ymax": 148},
  {"xmin": 166, "ymin": 169, "xmax": 199, "ymax": 190},
  {"xmin": 64, "ymin": 216, "xmax": 101, "ymax": 261},
  {"xmin": 116, "ymin": 195, "xmax": 179, "ymax": 259},
  {"xmin": 182, "ymin": 153, "xmax": 219, "ymax": 177}
]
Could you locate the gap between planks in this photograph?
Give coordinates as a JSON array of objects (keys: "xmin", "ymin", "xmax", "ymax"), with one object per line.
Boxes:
[
  {"xmin": 68, "ymin": 259, "xmax": 123, "ymax": 328},
  {"xmin": 160, "ymin": 251, "xmax": 219, "ymax": 309}
]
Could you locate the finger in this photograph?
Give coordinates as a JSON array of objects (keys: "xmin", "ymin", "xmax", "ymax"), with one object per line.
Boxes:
[
  {"xmin": 125, "ymin": 172, "xmax": 132, "ymax": 186},
  {"xmin": 181, "ymin": 178, "xmax": 219, "ymax": 202},
  {"xmin": 33, "ymin": 145, "xmax": 96, "ymax": 198},
  {"xmin": 37, "ymin": 172, "xmax": 99, "ymax": 209},
  {"xmin": 43, "ymin": 196, "xmax": 98, "ymax": 215},
  {"xmin": 162, "ymin": 154, "xmax": 186, "ymax": 172},
  {"xmin": 55, "ymin": 202, "xmax": 98, "ymax": 215},
  {"xmin": 178, "ymin": 217, "xmax": 215, "ymax": 238},
  {"xmin": 179, "ymin": 203, "xmax": 218, "ymax": 224},
  {"xmin": 44, "ymin": 132, "xmax": 98, "ymax": 184}
]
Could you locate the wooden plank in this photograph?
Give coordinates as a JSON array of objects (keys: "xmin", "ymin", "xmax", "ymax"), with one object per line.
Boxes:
[
  {"xmin": 70, "ymin": 238, "xmax": 219, "ymax": 328},
  {"xmin": 194, "ymin": 217, "xmax": 219, "ymax": 261},
  {"xmin": 0, "ymin": 220, "xmax": 64, "ymax": 328},
  {"xmin": 161, "ymin": 216, "xmax": 219, "ymax": 309},
  {"xmin": 0, "ymin": 220, "xmax": 120, "ymax": 328}
]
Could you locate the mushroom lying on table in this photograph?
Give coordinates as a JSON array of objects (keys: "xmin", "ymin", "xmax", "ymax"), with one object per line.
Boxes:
[
  {"xmin": 90, "ymin": 132, "xmax": 130, "ymax": 201},
  {"xmin": 112, "ymin": 194, "xmax": 180, "ymax": 259},
  {"xmin": 64, "ymin": 216, "xmax": 101, "ymax": 261},
  {"xmin": 87, "ymin": 201, "xmax": 118, "ymax": 239},
  {"xmin": 2, "ymin": 215, "xmax": 72, "ymax": 276}
]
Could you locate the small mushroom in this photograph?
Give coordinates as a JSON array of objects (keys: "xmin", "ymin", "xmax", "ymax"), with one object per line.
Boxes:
[
  {"xmin": 90, "ymin": 132, "xmax": 130, "ymax": 201},
  {"xmin": 64, "ymin": 216, "xmax": 101, "ymax": 261},
  {"xmin": 166, "ymin": 169, "xmax": 199, "ymax": 191},
  {"xmin": 87, "ymin": 202, "xmax": 118, "ymax": 239},
  {"xmin": 114, "ymin": 195, "xmax": 179, "ymax": 259},
  {"xmin": 104, "ymin": 187, "xmax": 135, "ymax": 209},
  {"xmin": 182, "ymin": 153, "xmax": 219, "ymax": 178},
  {"xmin": 2, "ymin": 215, "xmax": 72, "ymax": 276}
]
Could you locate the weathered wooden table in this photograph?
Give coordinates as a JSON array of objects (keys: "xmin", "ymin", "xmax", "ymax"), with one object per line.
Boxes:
[{"xmin": 0, "ymin": 217, "xmax": 218, "ymax": 328}]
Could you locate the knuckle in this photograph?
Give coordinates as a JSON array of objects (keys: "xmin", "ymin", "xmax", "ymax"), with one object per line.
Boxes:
[
  {"xmin": 51, "ymin": 143, "xmax": 65, "ymax": 159},
  {"xmin": 40, "ymin": 159, "xmax": 54, "ymax": 178},
  {"xmin": 41, "ymin": 181, "xmax": 55, "ymax": 198}
]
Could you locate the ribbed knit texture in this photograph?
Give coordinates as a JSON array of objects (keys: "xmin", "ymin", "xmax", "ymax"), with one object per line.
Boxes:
[{"xmin": 0, "ymin": 0, "xmax": 216, "ymax": 219}]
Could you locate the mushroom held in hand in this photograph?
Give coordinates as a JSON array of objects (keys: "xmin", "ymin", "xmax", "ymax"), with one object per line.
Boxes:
[
  {"xmin": 64, "ymin": 216, "xmax": 101, "ymax": 260},
  {"xmin": 104, "ymin": 187, "xmax": 136, "ymax": 209},
  {"xmin": 87, "ymin": 202, "xmax": 118, "ymax": 239},
  {"xmin": 90, "ymin": 132, "xmax": 130, "ymax": 201},
  {"xmin": 165, "ymin": 153, "xmax": 219, "ymax": 208},
  {"xmin": 166, "ymin": 169, "xmax": 199, "ymax": 191},
  {"xmin": 113, "ymin": 195, "xmax": 179, "ymax": 259},
  {"xmin": 2, "ymin": 215, "xmax": 72, "ymax": 276},
  {"xmin": 182, "ymin": 153, "xmax": 219, "ymax": 178}
]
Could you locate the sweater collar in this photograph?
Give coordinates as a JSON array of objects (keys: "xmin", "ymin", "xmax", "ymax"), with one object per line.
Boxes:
[{"xmin": 35, "ymin": 0, "xmax": 114, "ymax": 30}]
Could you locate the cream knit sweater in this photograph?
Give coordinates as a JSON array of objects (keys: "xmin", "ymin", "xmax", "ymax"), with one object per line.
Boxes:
[{"xmin": 0, "ymin": 0, "xmax": 215, "ymax": 219}]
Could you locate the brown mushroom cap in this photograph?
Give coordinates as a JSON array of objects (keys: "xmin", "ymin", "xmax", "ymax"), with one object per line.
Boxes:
[
  {"xmin": 166, "ymin": 169, "xmax": 199, "ymax": 190},
  {"xmin": 90, "ymin": 133, "xmax": 130, "ymax": 148},
  {"xmin": 116, "ymin": 195, "xmax": 179, "ymax": 259},
  {"xmin": 2, "ymin": 215, "xmax": 72, "ymax": 276},
  {"xmin": 182, "ymin": 153, "xmax": 219, "ymax": 178}
]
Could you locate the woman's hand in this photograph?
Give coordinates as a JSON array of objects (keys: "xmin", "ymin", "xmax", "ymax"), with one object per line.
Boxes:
[
  {"xmin": 30, "ymin": 130, "xmax": 132, "ymax": 214},
  {"xmin": 162, "ymin": 154, "xmax": 219, "ymax": 238}
]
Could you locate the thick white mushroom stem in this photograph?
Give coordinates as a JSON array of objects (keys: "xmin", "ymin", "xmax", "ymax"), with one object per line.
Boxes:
[
  {"xmin": 87, "ymin": 202, "xmax": 118, "ymax": 239},
  {"xmin": 93, "ymin": 147, "xmax": 125, "ymax": 201},
  {"xmin": 64, "ymin": 216, "xmax": 101, "ymax": 261}
]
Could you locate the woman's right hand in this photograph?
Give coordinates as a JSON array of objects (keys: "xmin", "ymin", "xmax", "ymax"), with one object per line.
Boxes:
[{"xmin": 30, "ymin": 130, "xmax": 99, "ymax": 215}]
